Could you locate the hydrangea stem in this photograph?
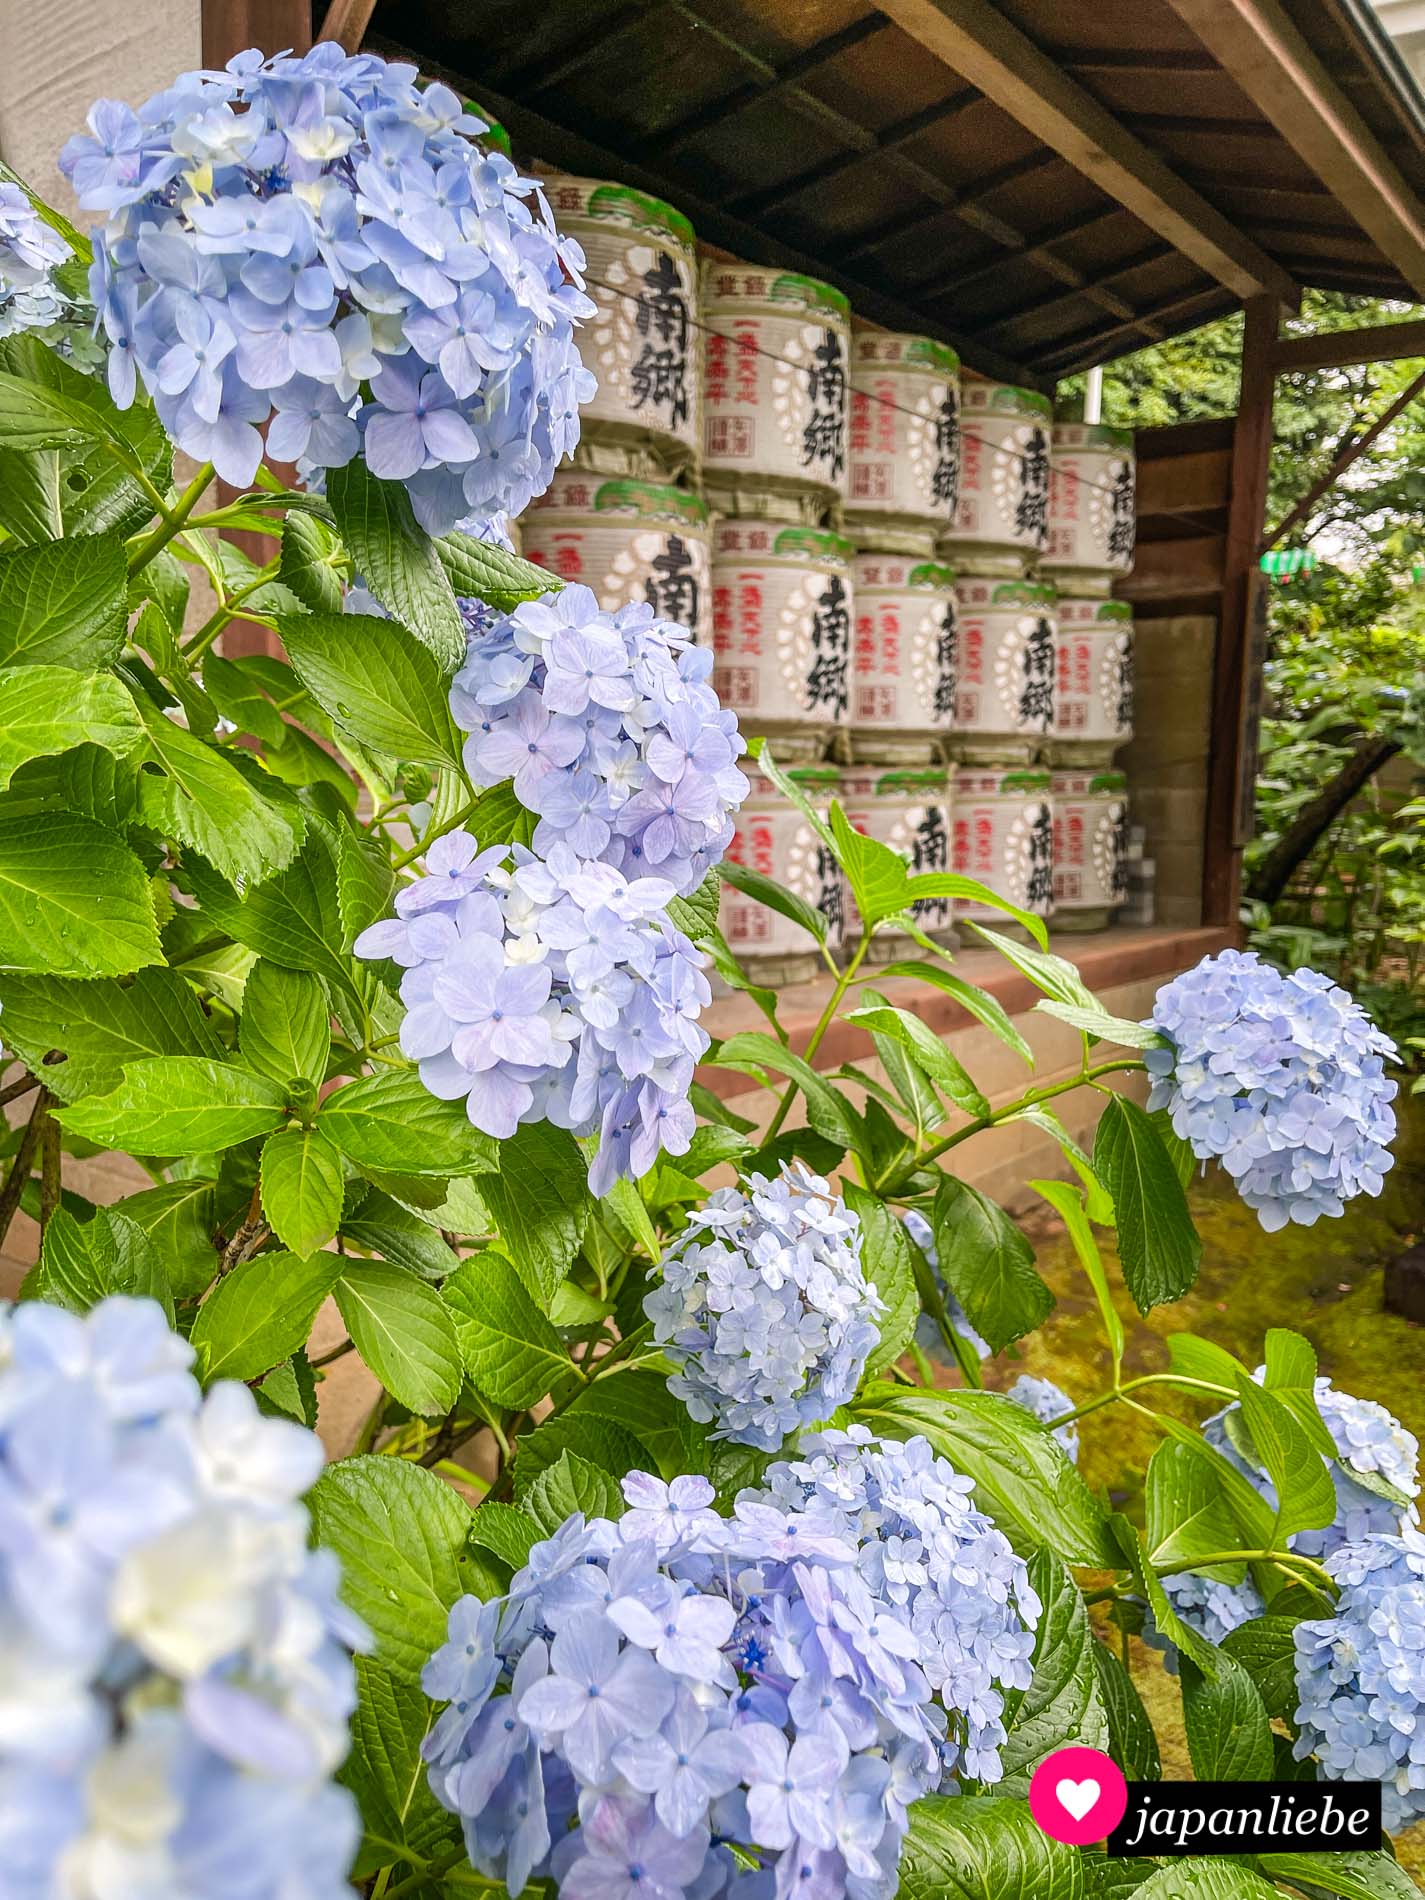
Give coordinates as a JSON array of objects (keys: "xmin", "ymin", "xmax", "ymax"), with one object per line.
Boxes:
[
  {"xmin": 878, "ymin": 1057, "xmax": 1146, "ymax": 1196},
  {"xmin": 125, "ymin": 460, "xmax": 215, "ymax": 576},
  {"xmin": 761, "ymin": 935, "xmax": 872, "ymax": 1145},
  {"xmin": 1154, "ymin": 1548, "xmax": 1334, "ymax": 1593},
  {"xmin": 1045, "ymin": 1370, "xmax": 1238, "ymax": 1430}
]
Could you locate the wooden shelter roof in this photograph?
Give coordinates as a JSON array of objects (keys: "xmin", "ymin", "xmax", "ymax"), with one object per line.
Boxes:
[{"xmin": 360, "ymin": 0, "xmax": 1425, "ymax": 386}]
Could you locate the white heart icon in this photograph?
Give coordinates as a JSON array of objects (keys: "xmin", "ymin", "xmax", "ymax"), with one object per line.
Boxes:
[{"xmin": 1056, "ymin": 1778, "xmax": 1100, "ymax": 1822}]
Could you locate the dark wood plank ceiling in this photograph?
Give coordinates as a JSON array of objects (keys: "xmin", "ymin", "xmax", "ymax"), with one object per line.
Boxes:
[{"xmin": 364, "ymin": 0, "xmax": 1425, "ymax": 385}]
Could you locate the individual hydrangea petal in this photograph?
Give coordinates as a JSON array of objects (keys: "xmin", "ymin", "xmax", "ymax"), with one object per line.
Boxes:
[
  {"xmin": 645, "ymin": 1163, "xmax": 883, "ymax": 1452},
  {"xmin": 424, "ymin": 1438, "xmax": 1036, "ymax": 1900},
  {"xmin": 60, "ymin": 46, "xmax": 596, "ymax": 530},
  {"xmin": 1293, "ymin": 1527, "xmax": 1425, "ymax": 1831},
  {"xmin": 0, "ymin": 1295, "xmax": 363, "ymax": 1898},
  {"xmin": 1146, "ymin": 950, "xmax": 1397, "ymax": 1231},
  {"xmin": 451, "ymin": 587, "xmax": 749, "ymax": 899}
]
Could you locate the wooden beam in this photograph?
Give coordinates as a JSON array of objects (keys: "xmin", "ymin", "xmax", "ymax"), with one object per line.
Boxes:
[
  {"xmin": 1202, "ymin": 295, "xmax": 1280, "ymax": 929},
  {"xmin": 1162, "ymin": 0, "xmax": 1425, "ymax": 297},
  {"xmin": 366, "ymin": 35, "xmax": 1042, "ymax": 388},
  {"xmin": 202, "ymin": 0, "xmax": 310, "ymax": 60},
  {"xmin": 319, "ymin": 0, "xmax": 375, "ymax": 52},
  {"xmin": 1136, "ymin": 446, "xmax": 1233, "ymax": 518},
  {"xmin": 1273, "ymin": 314, "xmax": 1425, "ymax": 371},
  {"xmin": 873, "ymin": 0, "xmax": 1301, "ymax": 306}
]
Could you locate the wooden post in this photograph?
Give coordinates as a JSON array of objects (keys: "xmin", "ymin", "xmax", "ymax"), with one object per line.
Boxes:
[
  {"xmin": 201, "ymin": 0, "xmax": 312, "ymax": 658},
  {"xmin": 1202, "ymin": 293, "xmax": 1279, "ymax": 928}
]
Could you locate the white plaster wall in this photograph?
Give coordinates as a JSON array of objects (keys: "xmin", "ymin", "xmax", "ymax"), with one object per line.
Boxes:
[{"xmin": 0, "ymin": 0, "xmax": 201, "ymax": 219}]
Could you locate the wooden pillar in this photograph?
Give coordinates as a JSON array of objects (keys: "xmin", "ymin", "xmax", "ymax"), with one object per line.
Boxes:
[
  {"xmin": 201, "ymin": 0, "xmax": 312, "ymax": 658},
  {"xmin": 1201, "ymin": 293, "xmax": 1279, "ymax": 929}
]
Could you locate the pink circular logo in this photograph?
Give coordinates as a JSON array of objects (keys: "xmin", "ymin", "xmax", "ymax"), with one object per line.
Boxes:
[{"xmin": 1028, "ymin": 1746, "xmax": 1128, "ymax": 1845}]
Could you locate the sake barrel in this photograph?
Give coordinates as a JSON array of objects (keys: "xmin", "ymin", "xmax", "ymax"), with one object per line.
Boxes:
[
  {"xmin": 951, "ymin": 577, "xmax": 1056, "ymax": 764},
  {"xmin": 940, "ymin": 376, "xmax": 1053, "ymax": 576},
  {"xmin": 850, "ymin": 542, "xmax": 957, "ymax": 765},
  {"xmin": 847, "ymin": 328, "xmax": 960, "ymax": 533},
  {"xmin": 1048, "ymin": 597, "xmax": 1134, "ymax": 765},
  {"xmin": 711, "ymin": 521, "xmax": 853, "ymax": 761},
  {"xmin": 952, "ymin": 766, "xmax": 1055, "ymax": 924},
  {"xmin": 521, "ymin": 472, "xmax": 712, "ymax": 644},
  {"xmin": 701, "ymin": 262, "xmax": 851, "ymax": 516},
  {"xmin": 1052, "ymin": 768, "xmax": 1128, "ymax": 931},
  {"xmin": 721, "ymin": 765, "xmax": 844, "ymax": 987},
  {"xmin": 541, "ymin": 175, "xmax": 699, "ymax": 469},
  {"xmin": 1043, "ymin": 422, "xmax": 1136, "ymax": 591},
  {"xmin": 840, "ymin": 765, "xmax": 956, "ymax": 955}
]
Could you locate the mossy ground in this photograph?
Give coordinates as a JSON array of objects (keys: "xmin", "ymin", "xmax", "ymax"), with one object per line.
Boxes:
[{"xmin": 966, "ymin": 1096, "xmax": 1425, "ymax": 1872}]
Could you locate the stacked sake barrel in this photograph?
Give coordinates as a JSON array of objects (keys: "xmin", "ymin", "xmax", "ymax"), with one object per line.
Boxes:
[
  {"xmin": 835, "ymin": 327, "xmax": 962, "ymax": 959},
  {"xmin": 1042, "ymin": 424, "xmax": 1137, "ymax": 931},
  {"xmin": 936, "ymin": 384, "xmax": 1138, "ymax": 934},
  {"xmin": 529, "ymin": 176, "xmax": 711, "ymax": 647}
]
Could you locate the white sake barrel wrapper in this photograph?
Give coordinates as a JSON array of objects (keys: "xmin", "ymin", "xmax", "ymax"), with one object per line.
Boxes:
[
  {"xmin": 850, "ymin": 544, "xmax": 957, "ymax": 765},
  {"xmin": 711, "ymin": 520, "xmax": 853, "ymax": 762},
  {"xmin": 951, "ymin": 576, "xmax": 1057, "ymax": 764},
  {"xmin": 1043, "ymin": 421, "xmax": 1136, "ymax": 593},
  {"xmin": 952, "ymin": 766, "xmax": 1055, "ymax": 926},
  {"xmin": 1052, "ymin": 767, "xmax": 1129, "ymax": 931},
  {"xmin": 847, "ymin": 327, "xmax": 960, "ymax": 534},
  {"xmin": 541, "ymin": 174, "xmax": 699, "ymax": 470},
  {"xmin": 939, "ymin": 375, "xmax": 1053, "ymax": 577},
  {"xmin": 1048, "ymin": 596, "xmax": 1133, "ymax": 766},
  {"xmin": 522, "ymin": 471, "xmax": 713, "ymax": 646},
  {"xmin": 701, "ymin": 262, "xmax": 851, "ymax": 519},
  {"xmin": 721, "ymin": 765, "xmax": 844, "ymax": 987}
]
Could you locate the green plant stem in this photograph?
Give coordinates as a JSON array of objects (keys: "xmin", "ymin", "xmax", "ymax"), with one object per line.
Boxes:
[
  {"xmin": 126, "ymin": 461, "xmax": 215, "ymax": 576},
  {"xmin": 760, "ymin": 935, "xmax": 872, "ymax": 1145},
  {"xmin": 382, "ymin": 1852, "xmax": 494, "ymax": 1900},
  {"xmin": 0, "ymin": 1087, "xmax": 49, "ymax": 1252},
  {"xmin": 390, "ymin": 796, "xmax": 484, "ymax": 871},
  {"xmin": 182, "ymin": 576, "xmax": 275, "ymax": 661},
  {"xmin": 1154, "ymin": 1548, "xmax": 1334, "ymax": 1593},
  {"xmin": 879, "ymin": 1057, "xmax": 1146, "ymax": 1196},
  {"xmin": 1045, "ymin": 1371, "xmax": 1238, "ymax": 1431},
  {"xmin": 431, "ymin": 1458, "xmax": 490, "ymax": 1493}
]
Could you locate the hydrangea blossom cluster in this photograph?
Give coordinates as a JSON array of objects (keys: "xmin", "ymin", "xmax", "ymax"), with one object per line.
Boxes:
[
  {"xmin": 0, "ymin": 1295, "xmax": 363, "ymax": 1899},
  {"xmin": 646, "ymin": 1164, "xmax": 882, "ymax": 1451},
  {"xmin": 1203, "ymin": 1371, "xmax": 1420, "ymax": 1561},
  {"xmin": 1145, "ymin": 949, "xmax": 1397, "ymax": 1231},
  {"xmin": 59, "ymin": 43, "xmax": 594, "ymax": 522},
  {"xmin": 1147, "ymin": 1572, "xmax": 1266, "ymax": 1676},
  {"xmin": 901, "ymin": 1209, "xmax": 990, "ymax": 1363},
  {"xmin": 452, "ymin": 584, "xmax": 749, "ymax": 897},
  {"xmin": 425, "ymin": 1447, "xmax": 1036, "ymax": 1900},
  {"xmin": 1004, "ymin": 1375, "xmax": 1080, "ymax": 1463},
  {"xmin": 0, "ymin": 182, "xmax": 71, "ymax": 337},
  {"xmin": 757, "ymin": 1426, "xmax": 1043, "ymax": 1779},
  {"xmin": 354, "ymin": 832, "xmax": 708, "ymax": 1191},
  {"xmin": 1293, "ymin": 1527, "xmax": 1425, "ymax": 1829}
]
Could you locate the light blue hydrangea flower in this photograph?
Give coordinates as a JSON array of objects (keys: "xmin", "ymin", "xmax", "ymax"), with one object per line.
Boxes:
[
  {"xmin": 0, "ymin": 182, "xmax": 70, "ymax": 338},
  {"xmin": 1293, "ymin": 1526, "xmax": 1425, "ymax": 1830},
  {"xmin": 1203, "ymin": 1371, "xmax": 1419, "ymax": 1561},
  {"xmin": 1143, "ymin": 1571, "xmax": 1266, "ymax": 1678},
  {"xmin": 452, "ymin": 584, "xmax": 749, "ymax": 898},
  {"xmin": 1004, "ymin": 1374, "xmax": 1080, "ymax": 1463},
  {"xmin": 1145, "ymin": 949, "xmax": 1397, "ymax": 1232},
  {"xmin": 901, "ymin": 1208, "xmax": 990, "ymax": 1363},
  {"xmin": 353, "ymin": 831, "xmax": 709, "ymax": 1192},
  {"xmin": 425, "ymin": 1444, "xmax": 1026, "ymax": 1900},
  {"xmin": 645, "ymin": 1163, "xmax": 883, "ymax": 1451},
  {"xmin": 0, "ymin": 1295, "xmax": 364, "ymax": 1900},
  {"xmin": 60, "ymin": 44, "xmax": 594, "ymax": 518},
  {"xmin": 756, "ymin": 1425, "xmax": 1042, "ymax": 1781}
]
